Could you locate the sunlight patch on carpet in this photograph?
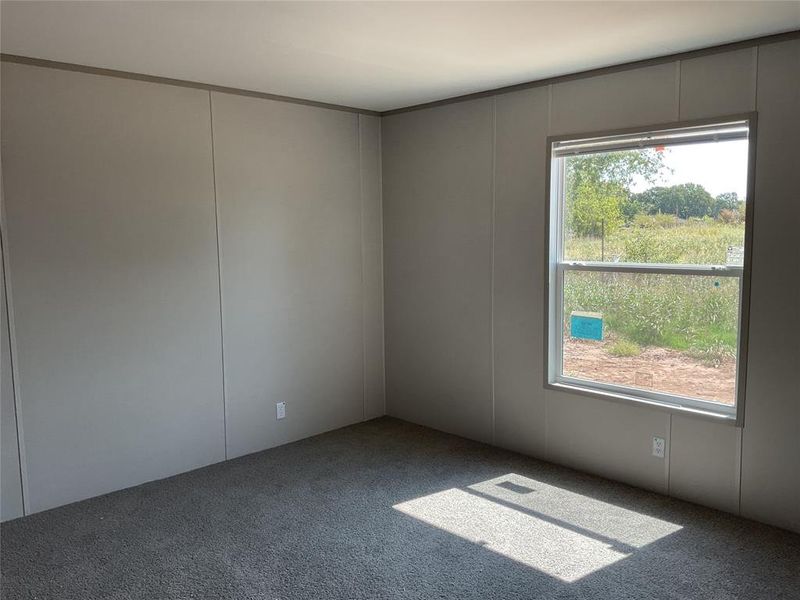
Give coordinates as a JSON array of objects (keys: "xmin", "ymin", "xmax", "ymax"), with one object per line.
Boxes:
[{"xmin": 393, "ymin": 473, "xmax": 682, "ymax": 583}]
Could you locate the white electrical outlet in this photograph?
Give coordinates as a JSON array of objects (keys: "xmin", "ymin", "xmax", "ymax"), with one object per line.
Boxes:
[
  {"xmin": 276, "ymin": 402, "xmax": 286, "ymax": 420},
  {"xmin": 652, "ymin": 436, "xmax": 666, "ymax": 458}
]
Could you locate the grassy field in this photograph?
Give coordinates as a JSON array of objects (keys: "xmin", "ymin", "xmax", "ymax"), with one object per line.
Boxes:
[
  {"xmin": 565, "ymin": 217, "xmax": 744, "ymax": 264},
  {"xmin": 563, "ymin": 220, "xmax": 744, "ymax": 363}
]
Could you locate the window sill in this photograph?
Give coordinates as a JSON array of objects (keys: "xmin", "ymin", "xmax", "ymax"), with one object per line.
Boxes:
[{"xmin": 545, "ymin": 380, "xmax": 741, "ymax": 426}]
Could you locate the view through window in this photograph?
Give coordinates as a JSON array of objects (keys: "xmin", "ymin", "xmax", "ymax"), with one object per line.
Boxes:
[{"xmin": 548, "ymin": 120, "xmax": 752, "ymax": 415}]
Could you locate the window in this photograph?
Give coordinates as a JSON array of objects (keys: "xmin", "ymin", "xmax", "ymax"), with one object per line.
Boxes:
[{"xmin": 546, "ymin": 117, "xmax": 755, "ymax": 420}]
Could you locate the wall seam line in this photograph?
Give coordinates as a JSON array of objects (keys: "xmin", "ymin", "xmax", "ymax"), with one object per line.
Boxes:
[
  {"xmin": 0, "ymin": 169, "xmax": 30, "ymax": 515},
  {"xmin": 752, "ymin": 46, "xmax": 759, "ymax": 112},
  {"xmin": 676, "ymin": 61, "xmax": 682, "ymax": 121},
  {"xmin": 490, "ymin": 97, "xmax": 497, "ymax": 445},
  {"xmin": 666, "ymin": 413, "xmax": 673, "ymax": 493},
  {"xmin": 208, "ymin": 91, "xmax": 229, "ymax": 461},
  {"xmin": 358, "ymin": 115, "xmax": 367, "ymax": 422},
  {"xmin": 736, "ymin": 426, "xmax": 744, "ymax": 515},
  {"xmin": 377, "ymin": 119, "xmax": 387, "ymax": 417}
]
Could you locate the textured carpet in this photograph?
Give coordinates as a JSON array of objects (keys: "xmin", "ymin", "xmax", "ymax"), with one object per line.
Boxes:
[{"xmin": 2, "ymin": 417, "xmax": 799, "ymax": 600}]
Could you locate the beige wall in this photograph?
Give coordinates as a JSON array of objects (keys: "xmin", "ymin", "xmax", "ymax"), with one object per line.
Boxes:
[
  {"xmin": 2, "ymin": 64, "xmax": 227, "ymax": 514},
  {"xmin": 382, "ymin": 38, "xmax": 800, "ymax": 533},
  {"xmin": 1, "ymin": 37, "xmax": 796, "ymax": 532},
  {"xmin": 210, "ymin": 92, "xmax": 379, "ymax": 459},
  {"xmin": 1, "ymin": 226, "xmax": 24, "ymax": 520},
  {"xmin": 383, "ymin": 99, "xmax": 494, "ymax": 443},
  {"xmin": 0, "ymin": 62, "xmax": 385, "ymax": 517},
  {"xmin": 738, "ymin": 40, "xmax": 800, "ymax": 529}
]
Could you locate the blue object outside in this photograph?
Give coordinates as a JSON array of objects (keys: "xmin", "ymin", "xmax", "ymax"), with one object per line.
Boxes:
[{"xmin": 570, "ymin": 312, "xmax": 603, "ymax": 341}]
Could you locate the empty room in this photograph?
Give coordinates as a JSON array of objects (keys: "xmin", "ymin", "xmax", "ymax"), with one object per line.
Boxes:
[{"xmin": 1, "ymin": 1, "xmax": 799, "ymax": 598}]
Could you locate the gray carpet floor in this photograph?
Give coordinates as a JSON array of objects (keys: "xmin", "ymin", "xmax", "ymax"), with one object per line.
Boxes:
[{"xmin": 2, "ymin": 417, "xmax": 799, "ymax": 600}]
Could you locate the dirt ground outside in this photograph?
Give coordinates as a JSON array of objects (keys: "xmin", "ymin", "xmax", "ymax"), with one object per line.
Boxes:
[{"xmin": 562, "ymin": 337, "xmax": 736, "ymax": 405}]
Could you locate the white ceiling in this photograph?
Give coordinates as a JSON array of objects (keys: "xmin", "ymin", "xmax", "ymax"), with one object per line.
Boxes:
[{"xmin": 2, "ymin": 1, "xmax": 799, "ymax": 112}]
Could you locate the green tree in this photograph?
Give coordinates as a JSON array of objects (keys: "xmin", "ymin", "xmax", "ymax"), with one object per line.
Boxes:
[
  {"xmin": 713, "ymin": 192, "xmax": 739, "ymax": 217},
  {"xmin": 621, "ymin": 194, "xmax": 645, "ymax": 224},
  {"xmin": 569, "ymin": 180, "xmax": 625, "ymax": 237},
  {"xmin": 634, "ymin": 183, "xmax": 714, "ymax": 219},
  {"xmin": 566, "ymin": 150, "xmax": 664, "ymax": 193},
  {"xmin": 565, "ymin": 149, "xmax": 664, "ymax": 236}
]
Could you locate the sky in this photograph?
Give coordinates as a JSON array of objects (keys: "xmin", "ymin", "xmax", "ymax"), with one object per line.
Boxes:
[{"xmin": 629, "ymin": 139, "xmax": 749, "ymax": 199}]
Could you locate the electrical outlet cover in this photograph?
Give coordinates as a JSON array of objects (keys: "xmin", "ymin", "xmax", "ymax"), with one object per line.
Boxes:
[{"xmin": 652, "ymin": 436, "xmax": 666, "ymax": 458}]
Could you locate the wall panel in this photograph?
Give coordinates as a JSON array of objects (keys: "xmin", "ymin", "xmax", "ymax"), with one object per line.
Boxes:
[
  {"xmin": 679, "ymin": 47, "xmax": 757, "ymax": 120},
  {"xmin": 493, "ymin": 87, "xmax": 549, "ymax": 456},
  {"xmin": 669, "ymin": 415, "xmax": 740, "ymax": 513},
  {"xmin": 382, "ymin": 99, "xmax": 494, "ymax": 442},
  {"xmin": 1, "ymin": 63, "xmax": 226, "ymax": 512},
  {"xmin": 545, "ymin": 390, "xmax": 670, "ymax": 494},
  {"xmin": 211, "ymin": 92, "xmax": 364, "ymax": 459},
  {"xmin": 550, "ymin": 63, "xmax": 678, "ymax": 135},
  {"xmin": 1, "ymin": 234, "xmax": 24, "ymax": 520}
]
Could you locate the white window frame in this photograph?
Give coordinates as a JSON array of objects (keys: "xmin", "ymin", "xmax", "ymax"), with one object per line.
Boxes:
[{"xmin": 544, "ymin": 115, "xmax": 756, "ymax": 424}]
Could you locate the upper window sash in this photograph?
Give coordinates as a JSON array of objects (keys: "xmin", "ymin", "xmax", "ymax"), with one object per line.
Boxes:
[{"xmin": 552, "ymin": 121, "xmax": 749, "ymax": 158}]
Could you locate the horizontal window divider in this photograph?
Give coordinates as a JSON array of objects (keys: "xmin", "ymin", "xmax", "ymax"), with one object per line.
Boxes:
[{"xmin": 558, "ymin": 261, "xmax": 743, "ymax": 277}]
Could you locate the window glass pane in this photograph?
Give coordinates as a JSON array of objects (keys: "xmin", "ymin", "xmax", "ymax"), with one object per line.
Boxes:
[
  {"xmin": 562, "ymin": 270, "xmax": 740, "ymax": 406},
  {"xmin": 562, "ymin": 140, "xmax": 748, "ymax": 265}
]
